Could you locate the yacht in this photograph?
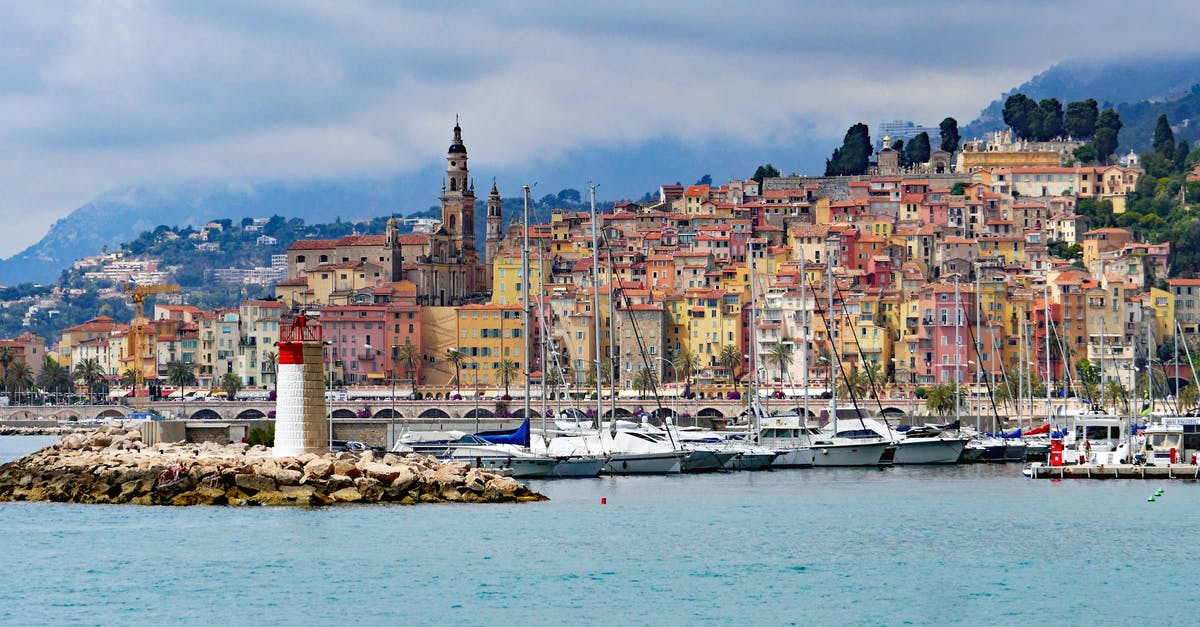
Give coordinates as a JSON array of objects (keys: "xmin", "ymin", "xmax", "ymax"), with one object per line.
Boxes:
[{"xmin": 764, "ymin": 411, "xmax": 888, "ymax": 467}]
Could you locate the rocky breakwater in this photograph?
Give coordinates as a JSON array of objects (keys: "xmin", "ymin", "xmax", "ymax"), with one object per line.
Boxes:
[
  {"xmin": 1, "ymin": 425, "xmax": 91, "ymax": 436},
  {"xmin": 0, "ymin": 426, "xmax": 548, "ymax": 506}
]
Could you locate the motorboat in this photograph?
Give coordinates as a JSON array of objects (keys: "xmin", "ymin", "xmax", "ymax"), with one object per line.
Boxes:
[
  {"xmin": 868, "ymin": 419, "xmax": 967, "ymax": 465},
  {"xmin": 543, "ymin": 425, "xmax": 684, "ymax": 475},
  {"xmin": 393, "ymin": 431, "xmax": 557, "ymax": 478}
]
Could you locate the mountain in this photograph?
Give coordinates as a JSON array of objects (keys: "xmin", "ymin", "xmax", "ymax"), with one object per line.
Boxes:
[
  {"xmin": 0, "ymin": 134, "xmax": 827, "ymax": 285},
  {"xmin": 962, "ymin": 54, "xmax": 1200, "ymax": 140}
]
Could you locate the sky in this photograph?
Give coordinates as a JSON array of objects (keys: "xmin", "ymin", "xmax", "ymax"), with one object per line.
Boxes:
[{"xmin": 1, "ymin": 0, "xmax": 1199, "ymax": 257}]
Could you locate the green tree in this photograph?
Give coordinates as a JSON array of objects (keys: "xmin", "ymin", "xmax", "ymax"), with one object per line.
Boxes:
[
  {"xmin": 220, "ymin": 373, "xmax": 243, "ymax": 400},
  {"xmin": 119, "ymin": 368, "xmax": 139, "ymax": 388},
  {"xmin": 1064, "ymin": 99, "xmax": 1098, "ymax": 139},
  {"xmin": 1072, "ymin": 144, "xmax": 1098, "ymax": 164},
  {"xmin": 767, "ymin": 343, "xmax": 795, "ymax": 383},
  {"xmin": 0, "ymin": 346, "xmax": 14, "ymax": 384},
  {"xmin": 1002, "ymin": 93, "xmax": 1038, "ymax": 139},
  {"xmin": 824, "ymin": 123, "xmax": 872, "ymax": 176},
  {"xmin": 497, "ymin": 358, "xmax": 521, "ymax": 397},
  {"xmin": 398, "ymin": 343, "xmax": 419, "ymax": 382},
  {"xmin": 718, "ymin": 344, "xmax": 742, "ymax": 385},
  {"xmin": 166, "ymin": 360, "xmax": 197, "ymax": 393},
  {"xmin": 1093, "ymin": 108, "xmax": 1122, "ymax": 162},
  {"xmin": 1034, "ymin": 98, "xmax": 1064, "ymax": 141},
  {"xmin": 1152, "ymin": 114, "xmax": 1175, "ymax": 155},
  {"xmin": 939, "ymin": 117, "xmax": 960, "ymax": 153},
  {"xmin": 950, "ymin": 182, "xmax": 967, "ymax": 196},
  {"xmin": 924, "ymin": 383, "xmax": 961, "ymax": 417},
  {"xmin": 37, "ymin": 356, "xmax": 72, "ymax": 396},
  {"xmin": 1180, "ymin": 385, "xmax": 1199, "ymax": 413},
  {"xmin": 904, "ymin": 132, "xmax": 931, "ymax": 167},
  {"xmin": 673, "ymin": 347, "xmax": 700, "ymax": 385},
  {"xmin": 73, "ymin": 357, "xmax": 106, "ymax": 401},
  {"xmin": 633, "ymin": 365, "xmax": 658, "ymax": 398},
  {"xmin": 1174, "ymin": 140, "xmax": 1190, "ymax": 172},
  {"xmin": 751, "ymin": 164, "xmax": 780, "ymax": 185}
]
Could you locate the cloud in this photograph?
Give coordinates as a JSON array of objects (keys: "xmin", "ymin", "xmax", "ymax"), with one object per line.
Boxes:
[{"xmin": 0, "ymin": 0, "xmax": 1198, "ymax": 256}]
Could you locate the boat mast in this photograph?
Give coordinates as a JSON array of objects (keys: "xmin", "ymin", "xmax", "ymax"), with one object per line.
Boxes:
[
  {"xmin": 590, "ymin": 184, "xmax": 604, "ymax": 435},
  {"xmin": 975, "ymin": 265, "xmax": 982, "ymax": 432},
  {"xmin": 955, "ymin": 274, "xmax": 961, "ymax": 429},
  {"xmin": 827, "ymin": 237, "xmax": 836, "ymax": 433},
  {"xmin": 522, "ymin": 186, "xmax": 532, "ymax": 434},
  {"xmin": 801, "ymin": 254, "xmax": 809, "ymax": 426},
  {"xmin": 1044, "ymin": 283, "xmax": 1051, "ymax": 426},
  {"xmin": 749, "ymin": 241, "xmax": 760, "ymax": 443}
]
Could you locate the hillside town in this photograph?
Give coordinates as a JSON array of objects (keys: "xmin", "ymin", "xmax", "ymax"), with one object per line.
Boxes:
[{"xmin": 4, "ymin": 117, "xmax": 1200, "ymax": 411}]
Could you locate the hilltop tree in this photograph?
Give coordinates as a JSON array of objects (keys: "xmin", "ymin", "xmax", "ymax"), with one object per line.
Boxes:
[
  {"xmin": 695, "ymin": 174, "xmax": 713, "ymax": 186},
  {"xmin": 824, "ymin": 123, "xmax": 872, "ymax": 176},
  {"xmin": 939, "ymin": 117, "xmax": 960, "ymax": 153},
  {"xmin": 904, "ymin": 132, "xmax": 931, "ymax": 167},
  {"xmin": 891, "ymin": 139, "xmax": 905, "ymax": 166},
  {"xmin": 1093, "ymin": 108, "xmax": 1123, "ymax": 162},
  {"xmin": 1034, "ymin": 98, "xmax": 1064, "ymax": 141},
  {"xmin": 1064, "ymin": 99, "xmax": 1098, "ymax": 139},
  {"xmin": 1153, "ymin": 114, "xmax": 1175, "ymax": 155},
  {"xmin": 1002, "ymin": 93, "xmax": 1039, "ymax": 140},
  {"xmin": 751, "ymin": 164, "xmax": 780, "ymax": 184}
]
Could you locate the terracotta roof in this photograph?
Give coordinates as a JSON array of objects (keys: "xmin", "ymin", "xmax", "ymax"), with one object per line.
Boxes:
[{"xmin": 288, "ymin": 239, "xmax": 337, "ymax": 251}]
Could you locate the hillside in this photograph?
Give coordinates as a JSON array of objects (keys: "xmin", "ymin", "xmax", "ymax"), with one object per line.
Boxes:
[{"xmin": 962, "ymin": 54, "xmax": 1200, "ymax": 140}]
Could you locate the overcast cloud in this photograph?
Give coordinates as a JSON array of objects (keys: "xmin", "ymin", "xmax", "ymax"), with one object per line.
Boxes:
[{"xmin": 0, "ymin": 0, "xmax": 1198, "ymax": 257}]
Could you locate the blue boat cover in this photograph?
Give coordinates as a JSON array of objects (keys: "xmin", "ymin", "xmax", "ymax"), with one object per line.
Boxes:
[
  {"xmin": 996, "ymin": 428, "xmax": 1022, "ymax": 439},
  {"xmin": 477, "ymin": 417, "xmax": 531, "ymax": 448}
]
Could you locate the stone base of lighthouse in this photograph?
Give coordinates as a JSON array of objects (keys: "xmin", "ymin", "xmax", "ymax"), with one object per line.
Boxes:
[{"xmin": 273, "ymin": 342, "xmax": 329, "ymax": 458}]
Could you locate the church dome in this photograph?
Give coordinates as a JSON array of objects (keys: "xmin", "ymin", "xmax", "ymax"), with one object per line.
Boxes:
[{"xmin": 448, "ymin": 143, "xmax": 466, "ymax": 153}]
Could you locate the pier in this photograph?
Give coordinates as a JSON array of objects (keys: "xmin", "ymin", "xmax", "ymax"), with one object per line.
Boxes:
[{"xmin": 1025, "ymin": 463, "xmax": 1200, "ymax": 480}]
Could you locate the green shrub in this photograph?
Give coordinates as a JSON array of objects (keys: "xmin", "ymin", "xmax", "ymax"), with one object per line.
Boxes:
[{"xmin": 247, "ymin": 423, "xmax": 275, "ymax": 447}]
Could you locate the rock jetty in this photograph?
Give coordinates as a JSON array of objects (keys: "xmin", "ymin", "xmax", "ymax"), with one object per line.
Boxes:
[
  {"xmin": 0, "ymin": 426, "xmax": 547, "ymax": 506},
  {"xmin": 1, "ymin": 425, "xmax": 91, "ymax": 436}
]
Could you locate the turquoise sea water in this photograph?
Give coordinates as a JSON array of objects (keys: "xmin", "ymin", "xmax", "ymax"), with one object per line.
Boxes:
[{"xmin": 1, "ymin": 435, "xmax": 1198, "ymax": 625}]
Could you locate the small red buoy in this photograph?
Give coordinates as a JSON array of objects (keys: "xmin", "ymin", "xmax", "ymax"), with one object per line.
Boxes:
[{"xmin": 601, "ymin": 497, "xmax": 607, "ymax": 505}]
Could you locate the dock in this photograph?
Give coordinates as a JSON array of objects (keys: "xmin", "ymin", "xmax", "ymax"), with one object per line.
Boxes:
[{"xmin": 1025, "ymin": 463, "xmax": 1200, "ymax": 480}]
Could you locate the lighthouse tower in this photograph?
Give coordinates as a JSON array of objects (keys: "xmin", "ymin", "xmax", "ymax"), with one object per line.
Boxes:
[{"xmin": 273, "ymin": 313, "xmax": 329, "ymax": 457}]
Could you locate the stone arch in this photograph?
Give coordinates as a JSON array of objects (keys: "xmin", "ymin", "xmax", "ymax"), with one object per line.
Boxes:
[
  {"xmin": 97, "ymin": 408, "xmax": 128, "ymax": 420},
  {"xmin": 652, "ymin": 407, "xmax": 676, "ymax": 419},
  {"xmin": 191, "ymin": 408, "xmax": 222, "ymax": 420},
  {"xmin": 419, "ymin": 408, "xmax": 451, "ymax": 420},
  {"xmin": 331, "ymin": 408, "xmax": 357, "ymax": 419},
  {"xmin": 373, "ymin": 408, "xmax": 403, "ymax": 419},
  {"xmin": 880, "ymin": 407, "xmax": 908, "ymax": 418},
  {"xmin": 602, "ymin": 407, "xmax": 632, "ymax": 419},
  {"xmin": 51, "ymin": 409, "xmax": 82, "ymax": 422},
  {"xmin": 1168, "ymin": 378, "xmax": 1191, "ymax": 395},
  {"xmin": 236, "ymin": 409, "xmax": 267, "ymax": 420},
  {"xmin": 512, "ymin": 408, "xmax": 541, "ymax": 419},
  {"xmin": 782, "ymin": 406, "xmax": 817, "ymax": 418},
  {"xmin": 557, "ymin": 407, "xmax": 587, "ymax": 420},
  {"xmin": 697, "ymin": 407, "xmax": 725, "ymax": 419},
  {"xmin": 464, "ymin": 408, "xmax": 494, "ymax": 419}
]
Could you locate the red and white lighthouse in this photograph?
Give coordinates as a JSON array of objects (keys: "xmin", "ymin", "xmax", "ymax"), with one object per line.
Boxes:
[{"xmin": 273, "ymin": 313, "xmax": 329, "ymax": 458}]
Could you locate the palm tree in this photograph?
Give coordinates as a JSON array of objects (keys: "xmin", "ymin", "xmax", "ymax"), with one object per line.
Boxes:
[
  {"xmin": 6, "ymin": 361, "xmax": 33, "ymax": 403},
  {"xmin": 861, "ymin": 360, "xmax": 883, "ymax": 397},
  {"xmin": 398, "ymin": 343, "xmax": 420, "ymax": 383},
  {"xmin": 673, "ymin": 347, "xmax": 700, "ymax": 385},
  {"xmin": 0, "ymin": 346, "xmax": 14, "ymax": 385},
  {"xmin": 220, "ymin": 373, "xmax": 243, "ymax": 400},
  {"xmin": 633, "ymin": 365, "xmax": 658, "ymax": 398},
  {"xmin": 497, "ymin": 358, "xmax": 521, "ymax": 398},
  {"xmin": 718, "ymin": 344, "xmax": 741, "ymax": 385},
  {"xmin": 924, "ymin": 383, "xmax": 959, "ymax": 417},
  {"xmin": 37, "ymin": 356, "xmax": 72, "ymax": 400},
  {"xmin": 837, "ymin": 364, "xmax": 869, "ymax": 400},
  {"xmin": 585, "ymin": 361, "xmax": 611, "ymax": 387},
  {"xmin": 1103, "ymin": 379, "xmax": 1127, "ymax": 414},
  {"xmin": 73, "ymin": 358, "xmax": 106, "ymax": 402},
  {"xmin": 166, "ymin": 361, "xmax": 198, "ymax": 391},
  {"xmin": 1180, "ymin": 385, "xmax": 1199, "ymax": 413},
  {"xmin": 119, "ymin": 368, "xmax": 139, "ymax": 389},
  {"xmin": 767, "ymin": 343, "xmax": 795, "ymax": 384},
  {"xmin": 443, "ymin": 348, "xmax": 465, "ymax": 394}
]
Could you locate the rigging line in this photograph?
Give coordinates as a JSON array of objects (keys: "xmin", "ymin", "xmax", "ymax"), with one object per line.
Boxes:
[
  {"xmin": 598, "ymin": 226, "xmax": 677, "ymax": 449},
  {"xmin": 826, "ymin": 271, "xmax": 889, "ymax": 417},
  {"xmin": 961, "ymin": 287, "xmax": 1004, "ymax": 429},
  {"xmin": 801, "ymin": 272, "xmax": 871, "ymax": 431}
]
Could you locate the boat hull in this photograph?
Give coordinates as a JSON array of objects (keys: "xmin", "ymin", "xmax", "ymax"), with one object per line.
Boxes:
[
  {"xmin": 726, "ymin": 451, "xmax": 777, "ymax": 471},
  {"xmin": 603, "ymin": 452, "xmax": 684, "ymax": 475},
  {"xmin": 811, "ymin": 441, "xmax": 889, "ymax": 467},
  {"xmin": 893, "ymin": 438, "xmax": 966, "ymax": 465},
  {"xmin": 771, "ymin": 448, "xmax": 816, "ymax": 468},
  {"xmin": 681, "ymin": 450, "xmax": 733, "ymax": 473},
  {"xmin": 547, "ymin": 456, "xmax": 608, "ymax": 478},
  {"xmin": 1003, "ymin": 442, "xmax": 1027, "ymax": 462}
]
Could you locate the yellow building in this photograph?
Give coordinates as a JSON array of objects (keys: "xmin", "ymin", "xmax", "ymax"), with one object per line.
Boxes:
[
  {"xmin": 1148, "ymin": 286, "xmax": 1175, "ymax": 341},
  {"xmin": 451, "ymin": 303, "xmax": 526, "ymax": 389},
  {"xmin": 491, "ymin": 251, "xmax": 545, "ymax": 306}
]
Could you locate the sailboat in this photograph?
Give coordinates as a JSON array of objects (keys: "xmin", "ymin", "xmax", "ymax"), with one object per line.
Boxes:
[{"xmin": 539, "ymin": 183, "xmax": 683, "ymax": 474}]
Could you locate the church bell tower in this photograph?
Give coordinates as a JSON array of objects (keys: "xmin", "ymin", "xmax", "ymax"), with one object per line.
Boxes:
[
  {"xmin": 485, "ymin": 181, "xmax": 503, "ymax": 264},
  {"xmin": 441, "ymin": 117, "xmax": 476, "ymax": 252}
]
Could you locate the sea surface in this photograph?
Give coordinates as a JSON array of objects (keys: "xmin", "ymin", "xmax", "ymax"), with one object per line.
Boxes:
[{"xmin": 1, "ymin": 435, "xmax": 1197, "ymax": 626}]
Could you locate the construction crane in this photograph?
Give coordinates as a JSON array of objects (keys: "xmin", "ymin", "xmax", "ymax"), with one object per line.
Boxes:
[{"xmin": 123, "ymin": 283, "xmax": 180, "ymax": 413}]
